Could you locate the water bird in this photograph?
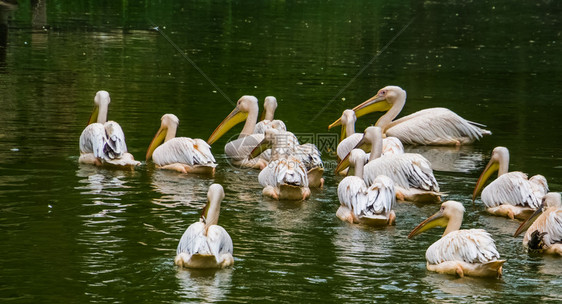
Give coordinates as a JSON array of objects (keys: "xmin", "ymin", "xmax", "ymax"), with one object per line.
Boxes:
[
  {"xmin": 250, "ymin": 129, "xmax": 311, "ymax": 200},
  {"xmin": 514, "ymin": 192, "xmax": 562, "ymax": 256},
  {"xmin": 146, "ymin": 114, "xmax": 216, "ymax": 175},
  {"xmin": 472, "ymin": 146, "xmax": 548, "ymax": 220},
  {"xmin": 337, "ymin": 149, "xmax": 396, "ymax": 226},
  {"xmin": 254, "ymin": 96, "xmax": 287, "ymax": 134},
  {"xmin": 79, "ymin": 90, "xmax": 140, "ymax": 169},
  {"xmin": 408, "ymin": 201, "xmax": 505, "ymax": 278},
  {"xmin": 207, "ymin": 95, "xmax": 270, "ymax": 169},
  {"xmin": 336, "ymin": 126, "xmax": 441, "ymax": 203},
  {"xmin": 329, "ymin": 86, "xmax": 491, "ymax": 145},
  {"xmin": 175, "ymin": 184, "xmax": 234, "ymax": 269}
]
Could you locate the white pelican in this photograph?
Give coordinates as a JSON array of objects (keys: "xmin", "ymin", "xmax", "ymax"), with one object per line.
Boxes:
[
  {"xmin": 336, "ymin": 109, "xmax": 404, "ymax": 161},
  {"xmin": 254, "ymin": 96, "xmax": 287, "ymax": 134},
  {"xmin": 207, "ymin": 95, "xmax": 269, "ymax": 169},
  {"xmin": 329, "ymin": 86, "xmax": 491, "ymax": 146},
  {"xmin": 472, "ymin": 146, "xmax": 549, "ymax": 220},
  {"xmin": 514, "ymin": 192, "xmax": 562, "ymax": 256},
  {"xmin": 146, "ymin": 114, "xmax": 216, "ymax": 175},
  {"xmin": 251, "ymin": 129, "xmax": 310, "ymax": 200},
  {"xmin": 336, "ymin": 126, "xmax": 441, "ymax": 203},
  {"xmin": 79, "ymin": 90, "xmax": 140, "ymax": 169},
  {"xmin": 408, "ymin": 201, "xmax": 506, "ymax": 278},
  {"xmin": 175, "ymin": 184, "xmax": 234, "ymax": 269},
  {"xmin": 337, "ymin": 149, "xmax": 396, "ymax": 226},
  {"xmin": 251, "ymin": 128, "xmax": 324, "ymax": 188}
]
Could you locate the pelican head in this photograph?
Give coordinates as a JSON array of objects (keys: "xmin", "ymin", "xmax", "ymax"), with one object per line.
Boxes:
[
  {"xmin": 207, "ymin": 95, "xmax": 259, "ymax": 145},
  {"xmin": 472, "ymin": 146, "xmax": 510, "ymax": 202},
  {"xmin": 408, "ymin": 200, "xmax": 465, "ymax": 238},
  {"xmin": 249, "ymin": 128, "xmax": 283, "ymax": 158},
  {"xmin": 514, "ymin": 192, "xmax": 561, "ymax": 237},
  {"xmin": 333, "ymin": 109, "xmax": 357, "ymax": 141},
  {"xmin": 202, "ymin": 184, "xmax": 226, "ymax": 233},
  {"xmin": 88, "ymin": 90, "xmax": 111, "ymax": 125},
  {"xmin": 334, "ymin": 126, "xmax": 382, "ymax": 174},
  {"xmin": 146, "ymin": 114, "xmax": 180, "ymax": 161},
  {"xmin": 261, "ymin": 96, "xmax": 278, "ymax": 121}
]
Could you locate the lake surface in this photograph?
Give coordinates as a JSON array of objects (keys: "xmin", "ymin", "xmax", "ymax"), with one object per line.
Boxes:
[{"xmin": 1, "ymin": 0, "xmax": 561, "ymax": 303}]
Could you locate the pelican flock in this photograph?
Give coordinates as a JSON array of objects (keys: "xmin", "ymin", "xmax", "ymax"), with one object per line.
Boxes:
[
  {"xmin": 77, "ymin": 87, "xmax": 558, "ymax": 281},
  {"xmin": 79, "ymin": 90, "xmax": 140, "ymax": 168},
  {"xmin": 472, "ymin": 146, "xmax": 549, "ymax": 220},
  {"xmin": 146, "ymin": 114, "xmax": 216, "ymax": 175}
]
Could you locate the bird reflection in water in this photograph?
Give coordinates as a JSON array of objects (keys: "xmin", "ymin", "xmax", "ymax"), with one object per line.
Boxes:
[
  {"xmin": 150, "ymin": 169, "xmax": 213, "ymax": 208},
  {"xmin": 404, "ymin": 145, "xmax": 484, "ymax": 173},
  {"xmin": 175, "ymin": 268, "xmax": 233, "ymax": 303},
  {"xmin": 422, "ymin": 272, "xmax": 504, "ymax": 300}
]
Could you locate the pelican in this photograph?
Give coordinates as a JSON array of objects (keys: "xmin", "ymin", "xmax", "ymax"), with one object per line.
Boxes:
[
  {"xmin": 408, "ymin": 201, "xmax": 506, "ymax": 278},
  {"xmin": 146, "ymin": 114, "xmax": 216, "ymax": 175},
  {"xmin": 175, "ymin": 184, "xmax": 234, "ymax": 269},
  {"xmin": 472, "ymin": 146, "xmax": 549, "ymax": 220},
  {"xmin": 328, "ymin": 86, "xmax": 491, "ymax": 146},
  {"xmin": 254, "ymin": 96, "xmax": 287, "ymax": 134},
  {"xmin": 336, "ymin": 126, "xmax": 441, "ymax": 203},
  {"xmin": 514, "ymin": 192, "xmax": 562, "ymax": 256},
  {"xmin": 207, "ymin": 95, "xmax": 269, "ymax": 169},
  {"xmin": 251, "ymin": 129, "xmax": 310, "ymax": 200},
  {"xmin": 79, "ymin": 90, "xmax": 140, "ymax": 169},
  {"xmin": 336, "ymin": 109, "xmax": 403, "ymax": 160},
  {"xmin": 337, "ymin": 149, "xmax": 396, "ymax": 226}
]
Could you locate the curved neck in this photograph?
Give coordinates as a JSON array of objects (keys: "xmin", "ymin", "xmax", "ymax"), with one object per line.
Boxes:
[
  {"xmin": 375, "ymin": 94, "xmax": 405, "ymax": 132},
  {"xmin": 264, "ymin": 106, "xmax": 275, "ymax": 121},
  {"xmin": 498, "ymin": 154, "xmax": 509, "ymax": 176},
  {"xmin": 165, "ymin": 124, "xmax": 178, "ymax": 142},
  {"xmin": 203, "ymin": 200, "xmax": 221, "ymax": 234},
  {"xmin": 443, "ymin": 215, "xmax": 462, "ymax": 236},
  {"xmin": 368, "ymin": 131, "xmax": 383, "ymax": 161},
  {"xmin": 344, "ymin": 119, "xmax": 355, "ymax": 136},
  {"xmin": 240, "ymin": 105, "xmax": 259, "ymax": 137},
  {"xmin": 353, "ymin": 157, "xmax": 365, "ymax": 179}
]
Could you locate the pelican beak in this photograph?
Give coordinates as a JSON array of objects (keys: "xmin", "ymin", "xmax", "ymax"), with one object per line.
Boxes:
[
  {"xmin": 250, "ymin": 138, "xmax": 271, "ymax": 159},
  {"xmin": 88, "ymin": 105, "xmax": 99, "ymax": 125},
  {"xmin": 340, "ymin": 125, "xmax": 346, "ymax": 143},
  {"xmin": 514, "ymin": 203, "xmax": 544, "ymax": 237},
  {"xmin": 472, "ymin": 157, "xmax": 500, "ymax": 203},
  {"xmin": 259, "ymin": 110, "xmax": 266, "ymax": 121},
  {"xmin": 207, "ymin": 108, "xmax": 249, "ymax": 145},
  {"xmin": 408, "ymin": 209, "xmax": 449, "ymax": 239},
  {"xmin": 352, "ymin": 94, "xmax": 393, "ymax": 118},
  {"xmin": 334, "ymin": 135, "xmax": 371, "ymax": 174},
  {"xmin": 328, "ymin": 117, "xmax": 342, "ymax": 130},
  {"xmin": 146, "ymin": 126, "xmax": 167, "ymax": 161}
]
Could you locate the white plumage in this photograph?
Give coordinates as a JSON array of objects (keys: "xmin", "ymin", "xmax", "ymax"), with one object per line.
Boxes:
[
  {"xmin": 254, "ymin": 96, "xmax": 287, "ymax": 135},
  {"xmin": 79, "ymin": 90, "xmax": 139, "ymax": 168},
  {"xmin": 175, "ymin": 184, "xmax": 234, "ymax": 269}
]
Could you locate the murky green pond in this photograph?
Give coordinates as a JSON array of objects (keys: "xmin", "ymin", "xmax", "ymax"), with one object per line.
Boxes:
[{"xmin": 1, "ymin": 1, "xmax": 561, "ymax": 303}]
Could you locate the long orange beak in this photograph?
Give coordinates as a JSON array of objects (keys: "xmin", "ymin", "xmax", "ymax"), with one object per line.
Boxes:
[
  {"xmin": 472, "ymin": 158, "xmax": 500, "ymax": 203},
  {"xmin": 146, "ymin": 126, "xmax": 167, "ymax": 161},
  {"xmin": 408, "ymin": 209, "xmax": 448, "ymax": 239},
  {"xmin": 207, "ymin": 107, "xmax": 248, "ymax": 145},
  {"xmin": 250, "ymin": 138, "xmax": 271, "ymax": 159},
  {"xmin": 334, "ymin": 135, "xmax": 371, "ymax": 174},
  {"xmin": 513, "ymin": 203, "xmax": 544, "ymax": 237}
]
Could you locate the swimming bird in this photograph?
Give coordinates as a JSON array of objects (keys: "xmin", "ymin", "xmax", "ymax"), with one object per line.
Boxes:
[
  {"xmin": 336, "ymin": 126, "xmax": 441, "ymax": 203},
  {"xmin": 329, "ymin": 86, "xmax": 491, "ymax": 146},
  {"xmin": 514, "ymin": 192, "xmax": 562, "ymax": 256},
  {"xmin": 146, "ymin": 114, "xmax": 216, "ymax": 175},
  {"xmin": 336, "ymin": 109, "xmax": 404, "ymax": 161},
  {"xmin": 254, "ymin": 96, "xmax": 287, "ymax": 134},
  {"xmin": 337, "ymin": 149, "xmax": 396, "ymax": 226},
  {"xmin": 408, "ymin": 201, "xmax": 505, "ymax": 278},
  {"xmin": 472, "ymin": 146, "xmax": 548, "ymax": 220},
  {"xmin": 175, "ymin": 184, "xmax": 234, "ymax": 269},
  {"xmin": 79, "ymin": 90, "xmax": 140, "ymax": 169},
  {"xmin": 207, "ymin": 95, "xmax": 270, "ymax": 169},
  {"xmin": 251, "ymin": 129, "xmax": 310, "ymax": 200}
]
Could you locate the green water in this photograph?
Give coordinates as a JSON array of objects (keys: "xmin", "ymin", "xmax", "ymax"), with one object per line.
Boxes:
[{"xmin": 1, "ymin": 1, "xmax": 561, "ymax": 303}]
